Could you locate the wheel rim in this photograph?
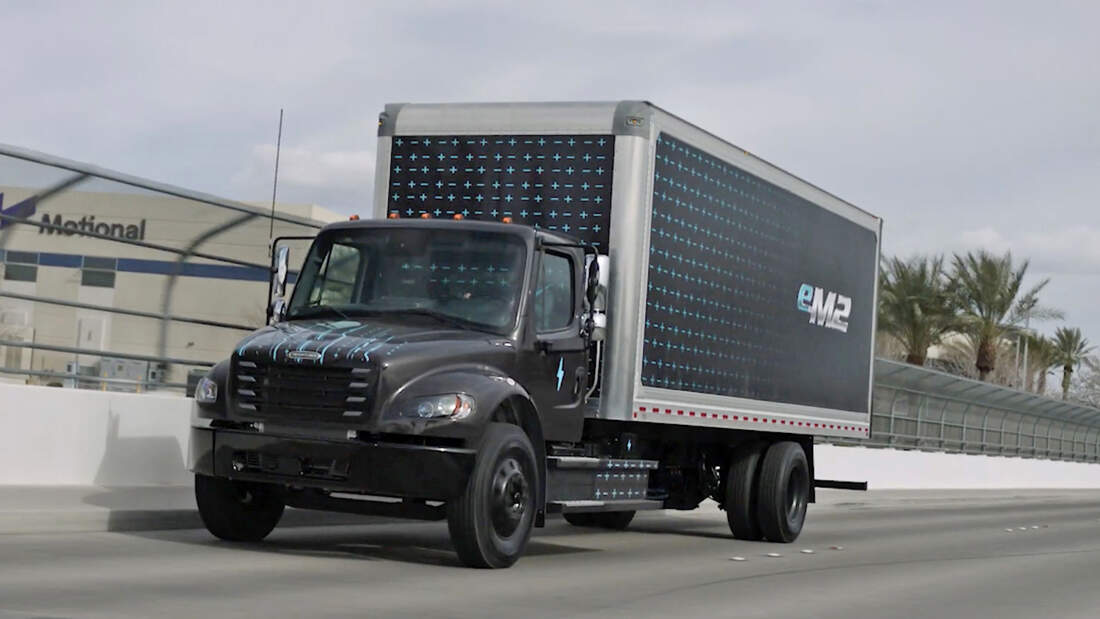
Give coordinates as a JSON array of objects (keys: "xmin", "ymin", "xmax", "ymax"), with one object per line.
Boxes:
[
  {"xmin": 490, "ymin": 456, "xmax": 530, "ymax": 539},
  {"xmin": 786, "ymin": 463, "xmax": 808, "ymax": 522}
]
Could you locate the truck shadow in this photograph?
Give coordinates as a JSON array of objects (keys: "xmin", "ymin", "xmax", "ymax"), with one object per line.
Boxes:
[
  {"xmin": 93, "ymin": 411, "xmax": 190, "ymax": 486},
  {"xmin": 128, "ymin": 520, "xmax": 597, "ymax": 568},
  {"xmin": 255, "ymin": 531, "xmax": 595, "ymax": 567}
]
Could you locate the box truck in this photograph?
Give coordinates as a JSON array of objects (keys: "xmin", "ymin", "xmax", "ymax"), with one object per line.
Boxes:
[{"xmin": 189, "ymin": 101, "xmax": 882, "ymax": 568}]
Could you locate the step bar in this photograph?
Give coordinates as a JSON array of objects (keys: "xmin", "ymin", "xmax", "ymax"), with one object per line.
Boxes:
[{"xmin": 548, "ymin": 499, "xmax": 665, "ymax": 514}]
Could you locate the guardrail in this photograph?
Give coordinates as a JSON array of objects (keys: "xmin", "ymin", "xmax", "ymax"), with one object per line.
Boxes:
[
  {"xmin": 826, "ymin": 359, "xmax": 1100, "ymax": 464},
  {"xmin": 4, "ymin": 145, "xmax": 1099, "ymax": 467},
  {"xmin": 0, "ymin": 143, "xmax": 324, "ymax": 391}
]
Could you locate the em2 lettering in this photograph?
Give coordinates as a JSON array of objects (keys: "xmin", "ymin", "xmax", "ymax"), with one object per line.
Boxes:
[{"xmin": 796, "ymin": 283, "xmax": 851, "ymax": 333}]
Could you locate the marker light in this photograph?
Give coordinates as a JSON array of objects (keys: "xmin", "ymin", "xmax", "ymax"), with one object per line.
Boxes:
[
  {"xmin": 453, "ymin": 214, "xmax": 464, "ymax": 220},
  {"xmin": 388, "ymin": 212, "xmax": 400, "ymax": 219},
  {"xmin": 501, "ymin": 216, "xmax": 513, "ymax": 224},
  {"xmin": 349, "ymin": 214, "xmax": 360, "ymax": 221},
  {"xmin": 195, "ymin": 376, "xmax": 218, "ymax": 404},
  {"xmin": 420, "ymin": 213, "xmax": 432, "ymax": 219}
]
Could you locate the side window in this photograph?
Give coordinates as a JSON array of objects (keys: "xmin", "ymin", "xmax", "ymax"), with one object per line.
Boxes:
[
  {"xmin": 534, "ymin": 252, "xmax": 574, "ymax": 332},
  {"xmin": 308, "ymin": 243, "xmax": 362, "ymax": 305}
]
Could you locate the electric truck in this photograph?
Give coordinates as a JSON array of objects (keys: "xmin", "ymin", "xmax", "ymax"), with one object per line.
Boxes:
[{"xmin": 189, "ymin": 101, "xmax": 881, "ymax": 568}]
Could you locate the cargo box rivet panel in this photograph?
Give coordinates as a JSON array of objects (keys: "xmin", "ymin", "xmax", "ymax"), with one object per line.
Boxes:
[
  {"xmin": 386, "ymin": 135, "xmax": 615, "ymax": 249},
  {"xmin": 641, "ymin": 133, "xmax": 877, "ymax": 415}
]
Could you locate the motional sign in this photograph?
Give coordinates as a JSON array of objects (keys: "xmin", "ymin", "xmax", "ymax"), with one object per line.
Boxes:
[{"xmin": 796, "ymin": 284, "xmax": 851, "ymax": 333}]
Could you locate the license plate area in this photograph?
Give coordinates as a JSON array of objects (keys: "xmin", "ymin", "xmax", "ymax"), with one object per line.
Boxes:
[{"xmin": 231, "ymin": 449, "xmax": 350, "ymax": 481}]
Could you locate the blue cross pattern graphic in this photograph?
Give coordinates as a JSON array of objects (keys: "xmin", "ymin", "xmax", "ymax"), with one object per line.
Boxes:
[
  {"xmin": 0, "ymin": 193, "xmax": 38, "ymax": 230},
  {"xmin": 387, "ymin": 134, "xmax": 615, "ymax": 249},
  {"xmin": 641, "ymin": 133, "xmax": 807, "ymax": 400}
]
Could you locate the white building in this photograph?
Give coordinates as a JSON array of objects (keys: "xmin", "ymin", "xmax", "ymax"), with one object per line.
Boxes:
[{"xmin": 0, "ymin": 180, "xmax": 341, "ymax": 390}]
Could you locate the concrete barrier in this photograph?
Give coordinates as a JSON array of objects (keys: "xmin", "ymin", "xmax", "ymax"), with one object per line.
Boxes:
[
  {"xmin": 0, "ymin": 382, "xmax": 191, "ymax": 486},
  {"xmin": 816, "ymin": 443, "xmax": 1100, "ymax": 489},
  {"xmin": 1, "ymin": 382, "xmax": 1098, "ymax": 489}
]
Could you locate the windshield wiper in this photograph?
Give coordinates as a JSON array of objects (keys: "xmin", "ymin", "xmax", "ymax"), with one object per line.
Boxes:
[
  {"xmin": 291, "ymin": 304, "xmax": 352, "ymax": 321},
  {"xmin": 394, "ymin": 308, "xmax": 493, "ymax": 332}
]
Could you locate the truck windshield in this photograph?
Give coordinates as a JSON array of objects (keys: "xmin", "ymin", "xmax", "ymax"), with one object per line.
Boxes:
[{"xmin": 286, "ymin": 226, "xmax": 527, "ymax": 333}]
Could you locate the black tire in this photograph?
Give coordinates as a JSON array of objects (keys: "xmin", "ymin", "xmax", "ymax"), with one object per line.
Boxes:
[
  {"xmin": 724, "ymin": 441, "xmax": 766, "ymax": 540},
  {"xmin": 755, "ymin": 441, "xmax": 810, "ymax": 543},
  {"xmin": 194, "ymin": 474, "xmax": 285, "ymax": 542},
  {"xmin": 447, "ymin": 423, "xmax": 538, "ymax": 568},
  {"xmin": 563, "ymin": 511, "xmax": 635, "ymax": 530}
]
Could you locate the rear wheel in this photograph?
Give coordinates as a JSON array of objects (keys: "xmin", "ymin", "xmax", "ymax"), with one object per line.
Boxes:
[
  {"xmin": 724, "ymin": 441, "xmax": 766, "ymax": 540},
  {"xmin": 447, "ymin": 423, "xmax": 538, "ymax": 568},
  {"xmin": 194, "ymin": 474, "xmax": 285, "ymax": 542},
  {"xmin": 755, "ymin": 441, "xmax": 809, "ymax": 543},
  {"xmin": 564, "ymin": 511, "xmax": 635, "ymax": 530}
]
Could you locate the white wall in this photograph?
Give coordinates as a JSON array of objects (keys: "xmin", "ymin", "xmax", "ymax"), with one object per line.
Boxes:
[
  {"xmin": 0, "ymin": 383, "xmax": 191, "ymax": 486},
  {"xmin": 815, "ymin": 444, "xmax": 1100, "ymax": 489},
  {"xmin": 1, "ymin": 382, "xmax": 1098, "ymax": 488}
]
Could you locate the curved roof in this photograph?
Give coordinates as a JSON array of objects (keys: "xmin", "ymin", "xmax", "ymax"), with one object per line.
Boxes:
[{"xmin": 875, "ymin": 358, "xmax": 1100, "ymax": 428}]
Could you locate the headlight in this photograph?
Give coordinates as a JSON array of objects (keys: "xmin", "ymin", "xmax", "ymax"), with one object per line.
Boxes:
[
  {"xmin": 398, "ymin": 394, "xmax": 475, "ymax": 420},
  {"xmin": 195, "ymin": 376, "xmax": 218, "ymax": 404}
]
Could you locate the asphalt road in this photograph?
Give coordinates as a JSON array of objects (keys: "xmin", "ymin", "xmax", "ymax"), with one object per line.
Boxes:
[{"xmin": 2, "ymin": 489, "xmax": 1100, "ymax": 619}]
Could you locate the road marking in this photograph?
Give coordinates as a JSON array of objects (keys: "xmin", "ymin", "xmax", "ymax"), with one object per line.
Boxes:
[
  {"xmin": 729, "ymin": 556, "xmax": 747, "ymax": 562},
  {"xmin": 800, "ymin": 549, "xmax": 815, "ymax": 554}
]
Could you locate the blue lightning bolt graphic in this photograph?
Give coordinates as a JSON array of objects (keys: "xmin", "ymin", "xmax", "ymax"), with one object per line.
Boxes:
[{"xmin": 556, "ymin": 358, "xmax": 565, "ymax": 391}]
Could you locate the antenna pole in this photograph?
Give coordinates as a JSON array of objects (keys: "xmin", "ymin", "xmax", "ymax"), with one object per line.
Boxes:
[{"xmin": 268, "ymin": 108, "xmax": 284, "ymax": 244}]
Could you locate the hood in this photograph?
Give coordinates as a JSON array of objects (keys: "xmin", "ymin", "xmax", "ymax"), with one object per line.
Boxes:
[{"xmin": 233, "ymin": 318, "xmax": 490, "ymax": 366}]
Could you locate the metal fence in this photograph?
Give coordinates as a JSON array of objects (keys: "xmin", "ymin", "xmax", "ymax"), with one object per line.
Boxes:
[
  {"xmin": 826, "ymin": 359, "xmax": 1100, "ymax": 464},
  {"xmin": 4, "ymin": 144, "xmax": 1100, "ymax": 466},
  {"xmin": 0, "ymin": 143, "xmax": 325, "ymax": 391}
]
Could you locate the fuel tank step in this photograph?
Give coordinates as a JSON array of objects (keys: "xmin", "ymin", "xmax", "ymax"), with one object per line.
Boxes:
[
  {"xmin": 546, "ymin": 456, "xmax": 658, "ymax": 504},
  {"xmin": 548, "ymin": 499, "xmax": 665, "ymax": 514},
  {"xmin": 547, "ymin": 456, "xmax": 659, "ymax": 470}
]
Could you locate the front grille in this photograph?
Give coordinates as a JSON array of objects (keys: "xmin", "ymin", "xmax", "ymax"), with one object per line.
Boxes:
[{"xmin": 233, "ymin": 359, "xmax": 373, "ymax": 423}]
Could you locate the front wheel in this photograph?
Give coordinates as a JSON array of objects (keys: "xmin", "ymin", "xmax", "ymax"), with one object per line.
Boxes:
[
  {"xmin": 755, "ymin": 441, "xmax": 809, "ymax": 543},
  {"xmin": 194, "ymin": 474, "xmax": 285, "ymax": 542},
  {"xmin": 447, "ymin": 423, "xmax": 538, "ymax": 568}
]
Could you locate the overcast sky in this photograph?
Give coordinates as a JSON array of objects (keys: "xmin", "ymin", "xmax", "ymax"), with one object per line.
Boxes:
[{"xmin": 2, "ymin": 0, "xmax": 1098, "ymax": 344}]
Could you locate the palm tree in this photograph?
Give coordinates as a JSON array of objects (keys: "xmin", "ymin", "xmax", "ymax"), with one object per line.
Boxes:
[
  {"xmin": 877, "ymin": 255, "xmax": 957, "ymax": 366},
  {"xmin": 1024, "ymin": 334, "xmax": 1059, "ymax": 395},
  {"xmin": 1052, "ymin": 327, "xmax": 1094, "ymax": 400},
  {"xmin": 939, "ymin": 333, "xmax": 1017, "ymax": 383},
  {"xmin": 950, "ymin": 251, "xmax": 1051, "ymax": 381}
]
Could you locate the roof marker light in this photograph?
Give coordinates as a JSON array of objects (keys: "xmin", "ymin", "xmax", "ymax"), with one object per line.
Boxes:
[
  {"xmin": 453, "ymin": 214, "xmax": 464, "ymax": 220},
  {"xmin": 349, "ymin": 214, "xmax": 360, "ymax": 221},
  {"xmin": 501, "ymin": 216, "xmax": 513, "ymax": 224},
  {"xmin": 420, "ymin": 213, "xmax": 431, "ymax": 219},
  {"xmin": 388, "ymin": 212, "xmax": 399, "ymax": 219}
]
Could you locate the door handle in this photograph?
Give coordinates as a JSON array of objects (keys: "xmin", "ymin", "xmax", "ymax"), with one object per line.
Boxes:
[{"xmin": 538, "ymin": 339, "xmax": 587, "ymax": 354}]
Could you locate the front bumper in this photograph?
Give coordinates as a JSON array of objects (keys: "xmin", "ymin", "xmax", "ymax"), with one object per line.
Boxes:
[{"xmin": 189, "ymin": 427, "xmax": 476, "ymax": 500}]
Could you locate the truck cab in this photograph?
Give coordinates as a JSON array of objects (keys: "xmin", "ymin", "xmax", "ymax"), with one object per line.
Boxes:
[{"xmin": 191, "ymin": 218, "xmax": 617, "ymax": 568}]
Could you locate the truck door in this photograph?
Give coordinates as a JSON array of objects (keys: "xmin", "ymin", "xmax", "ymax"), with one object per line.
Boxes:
[{"xmin": 523, "ymin": 248, "xmax": 588, "ymax": 442}]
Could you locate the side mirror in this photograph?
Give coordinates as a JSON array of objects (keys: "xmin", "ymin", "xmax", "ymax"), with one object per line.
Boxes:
[
  {"xmin": 585, "ymin": 257, "xmax": 600, "ymax": 306},
  {"xmin": 273, "ymin": 246, "xmax": 290, "ymax": 298},
  {"xmin": 270, "ymin": 297, "xmax": 287, "ymax": 324},
  {"xmin": 585, "ymin": 255, "xmax": 610, "ymax": 311},
  {"xmin": 584, "ymin": 254, "xmax": 609, "ymax": 341}
]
